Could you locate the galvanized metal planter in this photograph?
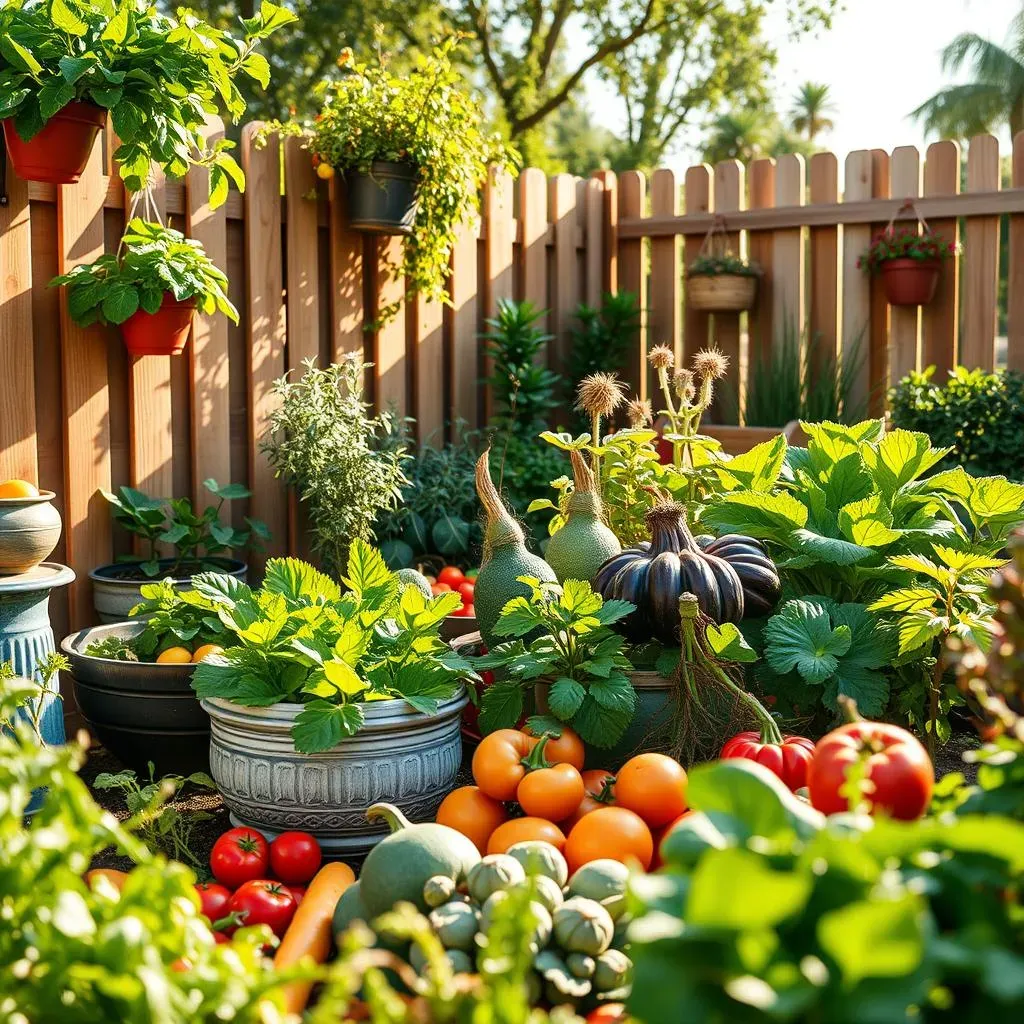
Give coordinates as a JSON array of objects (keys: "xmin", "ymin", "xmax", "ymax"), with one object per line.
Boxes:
[{"xmin": 203, "ymin": 689, "xmax": 467, "ymax": 857}]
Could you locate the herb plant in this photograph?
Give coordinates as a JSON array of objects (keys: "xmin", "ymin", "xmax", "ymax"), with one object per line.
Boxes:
[
  {"xmin": 0, "ymin": 653, "xmax": 67, "ymax": 744},
  {"xmin": 191, "ymin": 545, "xmax": 476, "ymax": 753},
  {"xmin": 262, "ymin": 356, "xmax": 408, "ymax": 577},
  {"xmin": 0, "ymin": 0, "xmax": 295, "ymax": 204},
  {"xmin": 101, "ymin": 477, "xmax": 267, "ymax": 578},
  {"xmin": 688, "ymin": 252, "xmax": 758, "ymax": 277},
  {"xmin": 858, "ymin": 226, "xmax": 957, "ymax": 273},
  {"xmin": 50, "ymin": 219, "xmax": 237, "ymax": 328},
  {"xmin": 472, "ymin": 577, "xmax": 638, "ymax": 749}
]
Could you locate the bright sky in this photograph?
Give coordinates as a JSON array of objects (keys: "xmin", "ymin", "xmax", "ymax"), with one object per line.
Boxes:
[{"xmin": 584, "ymin": 0, "xmax": 1021, "ymax": 171}]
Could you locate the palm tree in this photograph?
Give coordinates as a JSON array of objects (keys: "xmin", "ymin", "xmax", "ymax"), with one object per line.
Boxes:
[
  {"xmin": 912, "ymin": 11, "xmax": 1024, "ymax": 139},
  {"xmin": 790, "ymin": 82, "xmax": 836, "ymax": 142},
  {"xmin": 702, "ymin": 110, "xmax": 774, "ymax": 165}
]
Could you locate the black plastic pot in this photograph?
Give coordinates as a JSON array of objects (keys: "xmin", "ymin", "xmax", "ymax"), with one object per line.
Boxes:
[
  {"xmin": 61, "ymin": 622, "xmax": 210, "ymax": 777},
  {"xmin": 347, "ymin": 161, "xmax": 419, "ymax": 234}
]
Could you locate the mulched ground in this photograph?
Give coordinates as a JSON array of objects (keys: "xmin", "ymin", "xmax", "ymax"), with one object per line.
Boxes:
[{"xmin": 83, "ymin": 729, "xmax": 981, "ymax": 877}]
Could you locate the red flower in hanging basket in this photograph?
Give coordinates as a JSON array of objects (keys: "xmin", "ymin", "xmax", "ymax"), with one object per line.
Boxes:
[{"xmin": 857, "ymin": 225, "xmax": 957, "ymax": 274}]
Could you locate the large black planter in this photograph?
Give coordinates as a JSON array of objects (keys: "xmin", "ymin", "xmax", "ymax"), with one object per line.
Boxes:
[
  {"xmin": 347, "ymin": 161, "xmax": 418, "ymax": 234},
  {"xmin": 61, "ymin": 622, "xmax": 210, "ymax": 777}
]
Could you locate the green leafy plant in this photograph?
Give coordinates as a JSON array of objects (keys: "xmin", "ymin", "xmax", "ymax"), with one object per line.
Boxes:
[
  {"xmin": 568, "ymin": 291, "xmax": 642, "ymax": 413},
  {"xmin": 129, "ymin": 580, "xmax": 235, "ymax": 654},
  {"xmin": 0, "ymin": 0, "xmax": 295, "ymax": 204},
  {"xmin": 471, "ymin": 576, "xmax": 638, "ymax": 748},
  {"xmin": 687, "ymin": 252, "xmax": 758, "ymax": 277},
  {"xmin": 858, "ymin": 225, "xmax": 957, "ymax": 273},
  {"xmin": 50, "ymin": 219, "xmax": 237, "ymax": 328},
  {"xmin": 0, "ymin": 652, "xmax": 67, "ymax": 744},
  {"xmin": 92, "ymin": 762, "xmax": 216, "ymax": 873},
  {"xmin": 890, "ymin": 365, "xmax": 1024, "ymax": 480},
  {"xmin": 83, "ymin": 634, "xmax": 139, "ymax": 661},
  {"xmin": 262, "ymin": 356, "xmax": 408, "ymax": 577},
  {"xmin": 100, "ymin": 478, "xmax": 267, "ymax": 577},
  {"xmin": 191, "ymin": 545, "xmax": 477, "ymax": 753},
  {"xmin": 628, "ymin": 757, "xmax": 1024, "ymax": 1024}
]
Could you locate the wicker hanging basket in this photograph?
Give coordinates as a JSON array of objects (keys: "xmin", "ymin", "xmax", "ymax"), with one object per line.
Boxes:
[{"xmin": 686, "ymin": 214, "xmax": 759, "ymax": 312}]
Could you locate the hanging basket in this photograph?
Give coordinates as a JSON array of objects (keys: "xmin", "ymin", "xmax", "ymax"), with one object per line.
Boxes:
[
  {"xmin": 880, "ymin": 258, "xmax": 941, "ymax": 307},
  {"xmin": 120, "ymin": 294, "xmax": 196, "ymax": 356},
  {"xmin": 346, "ymin": 160, "xmax": 419, "ymax": 234},
  {"xmin": 686, "ymin": 214, "xmax": 759, "ymax": 312},
  {"xmin": 3, "ymin": 102, "xmax": 106, "ymax": 185}
]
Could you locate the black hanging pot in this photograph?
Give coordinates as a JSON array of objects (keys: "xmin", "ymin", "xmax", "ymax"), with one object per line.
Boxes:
[{"xmin": 347, "ymin": 160, "xmax": 419, "ymax": 235}]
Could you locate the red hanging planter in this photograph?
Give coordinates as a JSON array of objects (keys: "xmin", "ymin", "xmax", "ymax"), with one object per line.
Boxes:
[
  {"xmin": 2, "ymin": 102, "xmax": 107, "ymax": 185},
  {"xmin": 879, "ymin": 258, "xmax": 941, "ymax": 307},
  {"xmin": 120, "ymin": 294, "xmax": 196, "ymax": 357}
]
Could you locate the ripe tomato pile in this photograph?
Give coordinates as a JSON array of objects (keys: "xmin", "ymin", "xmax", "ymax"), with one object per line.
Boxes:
[{"xmin": 427, "ymin": 564, "xmax": 478, "ymax": 617}]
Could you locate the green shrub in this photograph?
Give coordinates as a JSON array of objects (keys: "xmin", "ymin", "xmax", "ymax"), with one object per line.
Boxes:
[
  {"xmin": 568, "ymin": 292, "xmax": 641, "ymax": 410},
  {"xmin": 890, "ymin": 366, "xmax": 1024, "ymax": 480}
]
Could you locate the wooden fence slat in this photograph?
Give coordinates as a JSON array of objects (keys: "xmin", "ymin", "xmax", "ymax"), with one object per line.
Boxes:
[
  {"xmin": 0, "ymin": 149, "xmax": 38, "ymax": 483},
  {"xmin": 617, "ymin": 171, "xmax": 647, "ymax": 398},
  {"xmin": 682, "ymin": 165, "xmax": 711, "ymax": 370},
  {"xmin": 843, "ymin": 151, "xmax": 874, "ymax": 414},
  {"xmin": 962, "ymin": 134, "xmax": 1001, "ymax": 370},
  {"xmin": 651, "ymin": 167, "xmax": 681, "ymax": 395},
  {"xmin": 922, "ymin": 141, "xmax": 961, "ymax": 376},
  {"xmin": 711, "ymin": 160, "xmax": 743, "ymax": 419},
  {"xmin": 329, "ymin": 179, "xmax": 364, "ymax": 359},
  {"xmin": 448, "ymin": 216, "xmax": 479, "ymax": 435},
  {"xmin": 412, "ymin": 291, "xmax": 444, "ymax": 442},
  {"xmin": 747, "ymin": 158, "xmax": 776, "ymax": 365},
  {"xmin": 284, "ymin": 137, "xmax": 321, "ymax": 369},
  {"xmin": 584, "ymin": 177, "xmax": 604, "ymax": 308},
  {"xmin": 369, "ymin": 239, "xmax": 407, "ymax": 414},
  {"xmin": 593, "ymin": 170, "xmax": 617, "ymax": 295},
  {"xmin": 868, "ymin": 150, "xmax": 892, "ymax": 415},
  {"xmin": 772, "ymin": 154, "xmax": 806, "ymax": 345},
  {"xmin": 809, "ymin": 153, "xmax": 839, "ymax": 386},
  {"xmin": 483, "ymin": 167, "xmax": 515, "ymax": 424},
  {"xmin": 518, "ymin": 168, "xmax": 548, "ymax": 321},
  {"xmin": 889, "ymin": 146, "xmax": 923, "ymax": 386},
  {"xmin": 186, "ymin": 115, "xmax": 232, "ymax": 503},
  {"xmin": 1009, "ymin": 133, "xmax": 1024, "ymax": 372},
  {"xmin": 548, "ymin": 174, "xmax": 577, "ymax": 376},
  {"xmin": 57, "ymin": 141, "xmax": 112, "ymax": 623},
  {"xmin": 241, "ymin": 125, "xmax": 287, "ymax": 570}
]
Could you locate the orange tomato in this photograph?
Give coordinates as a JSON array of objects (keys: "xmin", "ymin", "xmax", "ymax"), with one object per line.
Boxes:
[
  {"xmin": 613, "ymin": 753, "xmax": 688, "ymax": 828},
  {"xmin": 517, "ymin": 762, "xmax": 585, "ymax": 822},
  {"xmin": 559, "ymin": 768, "xmax": 616, "ymax": 832},
  {"xmin": 524, "ymin": 722, "xmax": 585, "ymax": 771},
  {"xmin": 192, "ymin": 644, "xmax": 224, "ymax": 663},
  {"xmin": 472, "ymin": 729, "xmax": 537, "ymax": 801},
  {"xmin": 487, "ymin": 817, "xmax": 566, "ymax": 855},
  {"xmin": 431, "ymin": 582, "xmax": 453, "ymax": 595},
  {"xmin": 565, "ymin": 806, "xmax": 653, "ymax": 873},
  {"xmin": 436, "ymin": 785, "xmax": 509, "ymax": 854},
  {"xmin": 315, "ymin": 162, "xmax": 335, "ymax": 180},
  {"xmin": 156, "ymin": 646, "xmax": 193, "ymax": 665},
  {"xmin": 0, "ymin": 479, "xmax": 39, "ymax": 498}
]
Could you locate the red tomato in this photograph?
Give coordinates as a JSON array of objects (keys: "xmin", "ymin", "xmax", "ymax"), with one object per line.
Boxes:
[
  {"xmin": 437, "ymin": 566, "xmax": 466, "ymax": 587},
  {"xmin": 807, "ymin": 721, "xmax": 934, "ymax": 820},
  {"xmin": 194, "ymin": 882, "xmax": 232, "ymax": 922},
  {"xmin": 227, "ymin": 879, "xmax": 297, "ymax": 938},
  {"xmin": 210, "ymin": 827, "xmax": 269, "ymax": 889},
  {"xmin": 587, "ymin": 1006, "xmax": 628, "ymax": 1023},
  {"xmin": 720, "ymin": 731, "xmax": 815, "ymax": 791},
  {"xmin": 269, "ymin": 831, "xmax": 322, "ymax": 884},
  {"xmin": 287, "ymin": 885, "xmax": 307, "ymax": 906},
  {"xmin": 457, "ymin": 581, "xmax": 476, "ymax": 603},
  {"xmin": 212, "ymin": 930, "xmax": 230, "ymax": 945},
  {"xmin": 432, "ymin": 582, "xmax": 453, "ymax": 595}
]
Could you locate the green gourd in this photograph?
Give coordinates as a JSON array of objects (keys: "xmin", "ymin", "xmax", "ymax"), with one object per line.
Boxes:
[
  {"xmin": 332, "ymin": 880, "xmax": 368, "ymax": 941},
  {"xmin": 545, "ymin": 451, "xmax": 621, "ymax": 584},
  {"xmin": 474, "ymin": 449, "xmax": 557, "ymax": 646},
  {"xmin": 396, "ymin": 567, "xmax": 433, "ymax": 598}
]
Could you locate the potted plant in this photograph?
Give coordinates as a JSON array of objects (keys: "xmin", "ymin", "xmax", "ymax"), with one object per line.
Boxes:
[
  {"xmin": 858, "ymin": 223, "xmax": 956, "ymax": 306},
  {"xmin": 61, "ymin": 583, "xmax": 235, "ymax": 775},
  {"xmin": 687, "ymin": 253, "xmax": 760, "ymax": 312},
  {"xmin": 0, "ymin": 0, "xmax": 292, "ymax": 195},
  {"xmin": 49, "ymin": 219, "xmax": 237, "ymax": 356},
  {"xmin": 90, "ymin": 478, "xmax": 266, "ymax": 623},
  {"xmin": 190, "ymin": 544, "xmax": 476, "ymax": 855},
  {"xmin": 280, "ymin": 37, "xmax": 515, "ymax": 321}
]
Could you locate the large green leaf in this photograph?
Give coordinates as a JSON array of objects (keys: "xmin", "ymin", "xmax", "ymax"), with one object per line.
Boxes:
[
  {"xmin": 706, "ymin": 622, "xmax": 758, "ymax": 663},
  {"xmin": 787, "ymin": 529, "xmax": 875, "ymax": 566},
  {"xmin": 292, "ymin": 700, "xmax": 364, "ymax": 753},
  {"xmin": 701, "ymin": 491, "xmax": 808, "ymax": 543},
  {"xmin": 479, "ymin": 680, "xmax": 524, "ymax": 734},
  {"xmin": 343, "ymin": 538, "xmax": 398, "ymax": 609},
  {"xmin": 547, "ymin": 677, "xmax": 586, "ymax": 719},
  {"xmin": 764, "ymin": 599, "xmax": 852, "ymax": 683},
  {"xmin": 860, "ymin": 428, "xmax": 950, "ymax": 498},
  {"xmin": 263, "ymin": 557, "xmax": 341, "ymax": 604},
  {"xmin": 714, "ymin": 434, "xmax": 787, "ymax": 492}
]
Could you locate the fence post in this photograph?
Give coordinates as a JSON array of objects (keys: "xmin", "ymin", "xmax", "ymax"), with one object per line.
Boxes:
[
  {"xmin": 617, "ymin": 171, "xmax": 647, "ymax": 399},
  {"xmin": 889, "ymin": 146, "xmax": 923, "ymax": 387},
  {"xmin": 923, "ymin": 141, "xmax": 961, "ymax": 376},
  {"xmin": 809, "ymin": 152, "xmax": 840, "ymax": 388},
  {"xmin": 651, "ymin": 167, "xmax": 682, "ymax": 397},
  {"xmin": 747, "ymin": 159, "xmax": 776, "ymax": 368},
  {"xmin": 1009, "ymin": 134, "xmax": 1024, "ymax": 373},
  {"xmin": 711, "ymin": 160, "xmax": 744, "ymax": 421}
]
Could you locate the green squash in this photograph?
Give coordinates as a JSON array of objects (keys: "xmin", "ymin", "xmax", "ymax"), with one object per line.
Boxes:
[
  {"xmin": 473, "ymin": 449, "xmax": 557, "ymax": 647},
  {"xmin": 552, "ymin": 897, "xmax": 615, "ymax": 956},
  {"xmin": 429, "ymin": 900, "xmax": 480, "ymax": 952},
  {"xmin": 593, "ymin": 948, "xmax": 633, "ymax": 992},
  {"xmin": 531, "ymin": 874, "xmax": 565, "ymax": 913},
  {"xmin": 361, "ymin": 803, "xmax": 481, "ymax": 916},
  {"xmin": 332, "ymin": 880, "xmax": 368, "ymax": 942},
  {"xmin": 568, "ymin": 859, "xmax": 629, "ymax": 920},
  {"xmin": 545, "ymin": 450, "xmax": 621, "ymax": 585},
  {"xmin": 506, "ymin": 840, "xmax": 569, "ymax": 887},
  {"xmin": 423, "ymin": 874, "xmax": 459, "ymax": 908},
  {"xmin": 467, "ymin": 854, "xmax": 526, "ymax": 904}
]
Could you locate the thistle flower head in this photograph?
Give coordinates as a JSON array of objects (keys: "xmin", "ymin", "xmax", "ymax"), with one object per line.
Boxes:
[
  {"xmin": 693, "ymin": 347, "xmax": 730, "ymax": 381},
  {"xmin": 673, "ymin": 368, "xmax": 696, "ymax": 403},
  {"xmin": 647, "ymin": 344, "xmax": 675, "ymax": 371},
  {"xmin": 626, "ymin": 398, "xmax": 653, "ymax": 427},
  {"xmin": 576, "ymin": 372, "xmax": 627, "ymax": 418}
]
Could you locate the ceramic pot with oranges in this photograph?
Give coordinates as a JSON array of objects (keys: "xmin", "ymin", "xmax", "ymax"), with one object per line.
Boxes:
[{"xmin": 0, "ymin": 479, "xmax": 62, "ymax": 575}]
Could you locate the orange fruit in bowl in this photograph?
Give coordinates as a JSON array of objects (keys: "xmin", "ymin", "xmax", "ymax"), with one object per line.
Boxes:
[
  {"xmin": 0, "ymin": 479, "xmax": 39, "ymax": 498},
  {"xmin": 191, "ymin": 644, "xmax": 224, "ymax": 663},
  {"xmin": 156, "ymin": 646, "xmax": 193, "ymax": 665}
]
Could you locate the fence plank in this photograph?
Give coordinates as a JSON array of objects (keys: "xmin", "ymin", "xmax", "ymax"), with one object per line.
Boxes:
[
  {"xmin": 242, "ymin": 125, "xmax": 287, "ymax": 570},
  {"xmin": 889, "ymin": 146, "xmax": 923, "ymax": 387},
  {"xmin": 869, "ymin": 150, "xmax": 892, "ymax": 415},
  {"xmin": 186, "ymin": 115, "xmax": 232, "ymax": 504},
  {"xmin": 772, "ymin": 154, "xmax": 806, "ymax": 344},
  {"xmin": 922, "ymin": 140, "xmax": 961, "ymax": 376},
  {"xmin": 809, "ymin": 153, "xmax": 839, "ymax": 388},
  {"xmin": 284, "ymin": 137, "xmax": 321, "ymax": 369},
  {"xmin": 368, "ymin": 240, "xmax": 407, "ymax": 414},
  {"xmin": 963, "ymin": 135, "xmax": 1001, "ymax": 370},
  {"xmin": 548, "ymin": 174, "xmax": 577, "ymax": 375},
  {"xmin": 711, "ymin": 160, "xmax": 743, "ymax": 420},
  {"xmin": 0, "ymin": 149, "xmax": 38, "ymax": 483},
  {"xmin": 329, "ymin": 179, "xmax": 364, "ymax": 358},
  {"xmin": 682, "ymin": 165, "xmax": 711, "ymax": 370},
  {"xmin": 412, "ymin": 291, "xmax": 444, "ymax": 442},
  {"xmin": 584, "ymin": 177, "xmax": 604, "ymax": 308},
  {"xmin": 747, "ymin": 158, "xmax": 776, "ymax": 365},
  {"xmin": 449, "ymin": 216, "xmax": 479, "ymax": 436},
  {"xmin": 617, "ymin": 171, "xmax": 647, "ymax": 399},
  {"xmin": 843, "ymin": 151, "xmax": 874, "ymax": 414},
  {"xmin": 57, "ymin": 142, "xmax": 112, "ymax": 623},
  {"xmin": 1010, "ymin": 134, "xmax": 1024, "ymax": 372},
  {"xmin": 593, "ymin": 170, "xmax": 617, "ymax": 295},
  {"xmin": 651, "ymin": 168, "xmax": 681, "ymax": 395},
  {"xmin": 519, "ymin": 168, "xmax": 547, "ymax": 321}
]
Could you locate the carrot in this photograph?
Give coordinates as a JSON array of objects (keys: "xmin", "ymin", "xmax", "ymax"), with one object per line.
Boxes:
[
  {"xmin": 273, "ymin": 860, "xmax": 355, "ymax": 1014},
  {"xmin": 85, "ymin": 868, "xmax": 128, "ymax": 892}
]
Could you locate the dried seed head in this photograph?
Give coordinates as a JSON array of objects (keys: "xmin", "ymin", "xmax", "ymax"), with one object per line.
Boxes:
[
  {"xmin": 576, "ymin": 372, "xmax": 627, "ymax": 418},
  {"xmin": 647, "ymin": 344, "xmax": 675, "ymax": 371},
  {"xmin": 626, "ymin": 398, "xmax": 653, "ymax": 427},
  {"xmin": 673, "ymin": 368, "xmax": 696, "ymax": 402},
  {"xmin": 693, "ymin": 347, "xmax": 730, "ymax": 381}
]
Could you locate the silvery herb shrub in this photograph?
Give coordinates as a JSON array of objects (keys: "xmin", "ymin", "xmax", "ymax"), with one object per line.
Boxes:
[
  {"xmin": 191, "ymin": 542, "xmax": 477, "ymax": 753},
  {"xmin": 0, "ymin": 0, "xmax": 295, "ymax": 205}
]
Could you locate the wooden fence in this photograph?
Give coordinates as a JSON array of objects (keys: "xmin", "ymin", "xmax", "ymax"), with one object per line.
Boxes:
[{"xmin": 3, "ymin": 121, "xmax": 1024, "ymax": 650}]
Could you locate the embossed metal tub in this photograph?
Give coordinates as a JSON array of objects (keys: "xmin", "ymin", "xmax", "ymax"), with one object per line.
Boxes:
[{"xmin": 202, "ymin": 690, "xmax": 468, "ymax": 857}]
